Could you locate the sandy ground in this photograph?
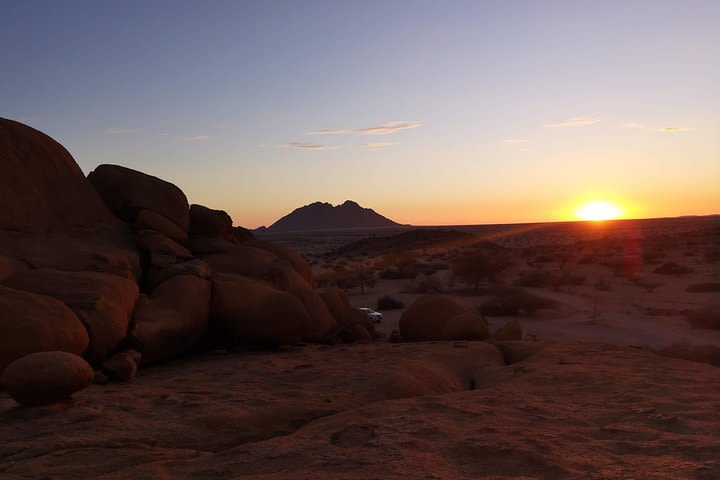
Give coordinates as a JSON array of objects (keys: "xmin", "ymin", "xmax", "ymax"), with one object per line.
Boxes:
[
  {"xmin": 3, "ymin": 217, "xmax": 718, "ymax": 479},
  {"xmin": 1, "ymin": 341, "xmax": 719, "ymax": 479}
]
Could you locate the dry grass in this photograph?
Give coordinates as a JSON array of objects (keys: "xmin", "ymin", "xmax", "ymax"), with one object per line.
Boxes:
[
  {"xmin": 685, "ymin": 282, "xmax": 720, "ymax": 293},
  {"xmin": 685, "ymin": 306, "xmax": 720, "ymax": 330},
  {"xmin": 654, "ymin": 342, "xmax": 720, "ymax": 367},
  {"xmin": 478, "ymin": 288, "xmax": 556, "ymax": 316}
]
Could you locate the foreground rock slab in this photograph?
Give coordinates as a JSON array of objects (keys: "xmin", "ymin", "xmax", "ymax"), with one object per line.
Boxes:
[{"xmin": 0, "ymin": 341, "xmax": 719, "ymax": 479}]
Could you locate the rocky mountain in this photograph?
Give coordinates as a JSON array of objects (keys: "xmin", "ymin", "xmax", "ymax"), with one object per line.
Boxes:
[{"xmin": 266, "ymin": 200, "xmax": 402, "ymax": 232}]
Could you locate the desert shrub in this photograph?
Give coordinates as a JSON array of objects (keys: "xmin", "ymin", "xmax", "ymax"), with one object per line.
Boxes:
[
  {"xmin": 556, "ymin": 270, "xmax": 586, "ymax": 286},
  {"xmin": 532, "ymin": 254, "xmax": 554, "ymax": 263},
  {"xmin": 594, "ymin": 277, "xmax": 613, "ymax": 291},
  {"xmin": 705, "ymin": 249, "xmax": 720, "ymax": 264},
  {"xmin": 642, "ymin": 250, "xmax": 665, "ymax": 264},
  {"xmin": 654, "ymin": 342, "xmax": 720, "ymax": 367},
  {"xmin": 513, "ymin": 270, "xmax": 555, "ymax": 288},
  {"xmin": 577, "ymin": 254, "xmax": 598, "ymax": 264},
  {"xmin": 685, "ymin": 306, "xmax": 720, "ymax": 330},
  {"xmin": 631, "ymin": 277, "xmax": 662, "ymax": 293},
  {"xmin": 376, "ymin": 295, "xmax": 405, "ymax": 310},
  {"xmin": 337, "ymin": 273, "xmax": 377, "ymax": 294},
  {"xmin": 402, "ymin": 275, "xmax": 445, "ymax": 294},
  {"xmin": 653, "ymin": 261, "xmax": 694, "ymax": 275},
  {"xmin": 477, "ymin": 288, "xmax": 555, "ymax": 316},
  {"xmin": 379, "ymin": 267, "xmax": 417, "ymax": 280},
  {"xmin": 452, "ymin": 249, "xmax": 511, "ymax": 293},
  {"xmin": 686, "ymin": 282, "xmax": 720, "ymax": 293}
]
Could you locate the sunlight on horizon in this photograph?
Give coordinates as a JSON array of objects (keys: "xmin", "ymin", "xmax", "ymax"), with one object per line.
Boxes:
[{"xmin": 574, "ymin": 200, "xmax": 623, "ymax": 222}]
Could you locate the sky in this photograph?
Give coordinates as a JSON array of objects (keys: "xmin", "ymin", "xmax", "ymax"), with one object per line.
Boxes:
[{"xmin": 2, "ymin": 0, "xmax": 718, "ymax": 228}]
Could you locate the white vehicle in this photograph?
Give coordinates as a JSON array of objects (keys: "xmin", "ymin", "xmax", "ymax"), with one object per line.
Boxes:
[{"xmin": 359, "ymin": 307, "xmax": 383, "ymax": 323}]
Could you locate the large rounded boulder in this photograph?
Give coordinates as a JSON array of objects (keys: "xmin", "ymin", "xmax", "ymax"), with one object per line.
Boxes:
[
  {"xmin": 4, "ymin": 269, "xmax": 139, "ymax": 362},
  {"xmin": 0, "ymin": 286, "xmax": 89, "ymax": 373},
  {"xmin": 399, "ymin": 293, "xmax": 489, "ymax": 342},
  {"xmin": 0, "ymin": 118, "xmax": 124, "ymax": 232},
  {"xmin": 1, "ymin": 351, "xmax": 94, "ymax": 406},
  {"xmin": 189, "ymin": 204, "xmax": 233, "ymax": 238},
  {"xmin": 88, "ymin": 164, "xmax": 190, "ymax": 232},
  {"xmin": 129, "ymin": 275, "xmax": 211, "ymax": 364},
  {"xmin": 0, "ymin": 119, "xmax": 139, "ymax": 277},
  {"xmin": 201, "ymin": 245, "xmax": 336, "ymax": 342},
  {"xmin": 211, "ymin": 274, "xmax": 310, "ymax": 346}
]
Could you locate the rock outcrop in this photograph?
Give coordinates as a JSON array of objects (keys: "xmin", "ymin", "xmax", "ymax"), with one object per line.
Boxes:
[
  {"xmin": 129, "ymin": 275, "xmax": 211, "ymax": 364},
  {"xmin": 0, "ymin": 286, "xmax": 89, "ymax": 372},
  {"xmin": 211, "ymin": 274, "xmax": 310, "ymax": 346},
  {"xmin": 0, "ymin": 118, "xmax": 140, "ymax": 279},
  {"xmin": 4, "ymin": 269, "xmax": 140, "ymax": 362},
  {"xmin": 88, "ymin": 164, "xmax": 190, "ymax": 233},
  {"xmin": 0, "ymin": 351, "xmax": 93, "ymax": 406},
  {"xmin": 399, "ymin": 293, "xmax": 489, "ymax": 341}
]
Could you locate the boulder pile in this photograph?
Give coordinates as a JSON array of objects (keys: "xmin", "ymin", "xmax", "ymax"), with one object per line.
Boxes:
[{"xmin": 0, "ymin": 118, "xmax": 375, "ymax": 405}]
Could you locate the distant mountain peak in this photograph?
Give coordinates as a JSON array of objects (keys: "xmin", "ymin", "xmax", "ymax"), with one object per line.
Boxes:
[{"xmin": 263, "ymin": 200, "xmax": 402, "ymax": 232}]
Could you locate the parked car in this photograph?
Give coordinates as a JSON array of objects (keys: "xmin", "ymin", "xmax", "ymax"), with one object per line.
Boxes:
[{"xmin": 359, "ymin": 307, "xmax": 383, "ymax": 323}]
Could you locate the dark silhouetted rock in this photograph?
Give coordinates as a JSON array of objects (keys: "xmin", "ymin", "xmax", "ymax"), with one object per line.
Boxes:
[
  {"xmin": 4, "ymin": 269, "xmax": 139, "ymax": 362},
  {"xmin": 136, "ymin": 229, "xmax": 192, "ymax": 259},
  {"xmin": 201, "ymin": 245, "xmax": 336, "ymax": 342},
  {"xmin": 0, "ymin": 118, "xmax": 126, "ymax": 233},
  {"xmin": 130, "ymin": 275, "xmax": 211, "ymax": 364},
  {"xmin": 88, "ymin": 164, "xmax": 189, "ymax": 232},
  {"xmin": 0, "ymin": 286, "xmax": 89, "ymax": 373},
  {"xmin": 0, "ymin": 118, "xmax": 140, "ymax": 278},
  {"xmin": 388, "ymin": 329, "xmax": 402, "ymax": 343},
  {"xmin": 267, "ymin": 200, "xmax": 400, "ymax": 232},
  {"xmin": 1, "ymin": 351, "xmax": 94, "ymax": 406},
  {"xmin": 189, "ymin": 204, "xmax": 233, "ymax": 237},
  {"xmin": 400, "ymin": 293, "xmax": 487, "ymax": 341},
  {"xmin": 102, "ymin": 351, "xmax": 138, "ymax": 381},
  {"xmin": 442, "ymin": 312, "xmax": 489, "ymax": 341},
  {"xmin": 211, "ymin": 274, "xmax": 310, "ymax": 346},
  {"xmin": 135, "ymin": 209, "xmax": 188, "ymax": 244},
  {"xmin": 145, "ymin": 258, "xmax": 213, "ymax": 291},
  {"xmin": 495, "ymin": 319, "xmax": 522, "ymax": 341}
]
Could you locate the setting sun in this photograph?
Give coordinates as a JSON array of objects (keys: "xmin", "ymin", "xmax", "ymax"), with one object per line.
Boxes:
[{"xmin": 575, "ymin": 200, "xmax": 623, "ymax": 221}]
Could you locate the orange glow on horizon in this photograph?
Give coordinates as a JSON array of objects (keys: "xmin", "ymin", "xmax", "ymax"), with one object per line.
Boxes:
[{"xmin": 574, "ymin": 200, "xmax": 624, "ymax": 221}]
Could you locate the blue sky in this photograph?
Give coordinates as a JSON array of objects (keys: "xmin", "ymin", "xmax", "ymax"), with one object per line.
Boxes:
[{"xmin": 2, "ymin": 0, "xmax": 718, "ymax": 227}]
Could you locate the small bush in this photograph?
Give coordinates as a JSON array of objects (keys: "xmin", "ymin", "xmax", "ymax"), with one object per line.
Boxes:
[
  {"xmin": 642, "ymin": 250, "xmax": 665, "ymax": 265},
  {"xmin": 379, "ymin": 267, "xmax": 417, "ymax": 280},
  {"xmin": 556, "ymin": 270, "xmax": 586, "ymax": 286},
  {"xmin": 686, "ymin": 282, "xmax": 720, "ymax": 293},
  {"xmin": 594, "ymin": 277, "xmax": 613, "ymax": 291},
  {"xmin": 654, "ymin": 342, "xmax": 720, "ymax": 367},
  {"xmin": 513, "ymin": 270, "xmax": 555, "ymax": 288},
  {"xmin": 402, "ymin": 275, "xmax": 445, "ymax": 294},
  {"xmin": 686, "ymin": 306, "xmax": 720, "ymax": 330},
  {"xmin": 577, "ymin": 254, "xmax": 598, "ymax": 264},
  {"xmin": 653, "ymin": 261, "xmax": 694, "ymax": 275},
  {"xmin": 705, "ymin": 249, "xmax": 720, "ymax": 264},
  {"xmin": 632, "ymin": 277, "xmax": 662, "ymax": 293},
  {"xmin": 376, "ymin": 295, "xmax": 405, "ymax": 310},
  {"xmin": 478, "ymin": 288, "xmax": 556, "ymax": 316}
]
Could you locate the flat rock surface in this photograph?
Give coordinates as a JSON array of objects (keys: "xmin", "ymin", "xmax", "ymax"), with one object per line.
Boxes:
[{"xmin": 1, "ymin": 341, "xmax": 718, "ymax": 479}]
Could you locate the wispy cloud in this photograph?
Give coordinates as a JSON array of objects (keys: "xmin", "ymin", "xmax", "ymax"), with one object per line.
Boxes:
[
  {"xmin": 105, "ymin": 127, "xmax": 137, "ymax": 135},
  {"xmin": 305, "ymin": 129, "xmax": 351, "ymax": 136},
  {"xmin": 544, "ymin": 117, "xmax": 599, "ymax": 128},
  {"xmin": 502, "ymin": 138, "xmax": 528, "ymax": 144},
  {"xmin": 365, "ymin": 142, "xmax": 395, "ymax": 149},
  {"xmin": 184, "ymin": 135, "xmax": 209, "ymax": 141},
  {"xmin": 282, "ymin": 142, "xmax": 339, "ymax": 151},
  {"xmin": 659, "ymin": 127, "xmax": 692, "ymax": 133},
  {"xmin": 305, "ymin": 121, "xmax": 421, "ymax": 137},
  {"xmin": 623, "ymin": 122, "xmax": 644, "ymax": 129},
  {"xmin": 357, "ymin": 121, "xmax": 421, "ymax": 135}
]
